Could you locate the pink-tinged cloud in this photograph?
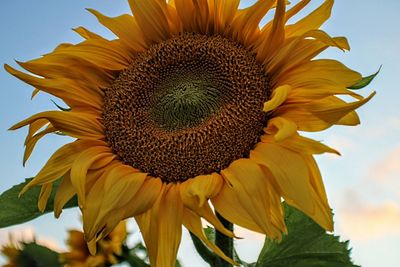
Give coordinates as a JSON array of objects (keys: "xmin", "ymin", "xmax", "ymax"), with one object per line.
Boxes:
[
  {"xmin": 334, "ymin": 144, "xmax": 400, "ymax": 241},
  {"xmin": 370, "ymin": 145, "xmax": 400, "ymax": 182},
  {"xmin": 0, "ymin": 225, "xmax": 61, "ymax": 252},
  {"xmin": 338, "ymin": 200, "xmax": 400, "ymax": 240}
]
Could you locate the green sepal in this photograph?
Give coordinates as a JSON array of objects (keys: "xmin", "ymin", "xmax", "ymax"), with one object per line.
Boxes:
[
  {"xmin": 348, "ymin": 66, "xmax": 381, "ymax": 90},
  {"xmin": 50, "ymin": 99, "xmax": 71, "ymax": 111},
  {"xmin": 0, "ymin": 178, "xmax": 78, "ymax": 228},
  {"xmin": 16, "ymin": 242, "xmax": 61, "ymax": 267},
  {"xmin": 256, "ymin": 204, "xmax": 359, "ymax": 267}
]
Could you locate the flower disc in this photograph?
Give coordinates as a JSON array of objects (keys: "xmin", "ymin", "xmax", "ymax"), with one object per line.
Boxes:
[{"xmin": 102, "ymin": 33, "xmax": 271, "ymax": 182}]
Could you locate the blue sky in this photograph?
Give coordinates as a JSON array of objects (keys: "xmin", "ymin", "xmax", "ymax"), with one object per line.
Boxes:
[{"xmin": 0, "ymin": 0, "xmax": 399, "ymax": 266}]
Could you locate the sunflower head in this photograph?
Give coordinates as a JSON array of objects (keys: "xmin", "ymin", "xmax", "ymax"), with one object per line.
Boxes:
[
  {"xmin": 103, "ymin": 32, "xmax": 271, "ymax": 182},
  {"xmin": 60, "ymin": 221, "xmax": 127, "ymax": 267},
  {"xmin": 6, "ymin": 0, "xmax": 374, "ymax": 266},
  {"xmin": 0, "ymin": 238, "xmax": 22, "ymax": 267}
]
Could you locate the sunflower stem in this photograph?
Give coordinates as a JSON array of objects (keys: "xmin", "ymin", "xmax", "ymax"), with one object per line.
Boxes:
[{"xmin": 216, "ymin": 212, "xmax": 234, "ymax": 267}]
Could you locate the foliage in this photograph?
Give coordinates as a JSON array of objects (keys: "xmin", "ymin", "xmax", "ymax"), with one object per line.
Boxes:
[
  {"xmin": 256, "ymin": 204, "xmax": 359, "ymax": 267},
  {"xmin": 0, "ymin": 179, "xmax": 77, "ymax": 228}
]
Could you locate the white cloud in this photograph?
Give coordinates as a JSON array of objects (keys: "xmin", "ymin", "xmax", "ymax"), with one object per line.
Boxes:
[{"xmin": 361, "ymin": 116, "xmax": 400, "ymax": 139}]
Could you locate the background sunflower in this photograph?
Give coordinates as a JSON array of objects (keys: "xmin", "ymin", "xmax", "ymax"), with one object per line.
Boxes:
[{"xmin": 2, "ymin": 1, "xmax": 396, "ymax": 267}]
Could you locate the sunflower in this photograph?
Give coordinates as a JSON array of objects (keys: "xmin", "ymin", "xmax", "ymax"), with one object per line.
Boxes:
[
  {"xmin": 60, "ymin": 221, "xmax": 127, "ymax": 267},
  {"xmin": 1, "ymin": 237, "xmax": 21, "ymax": 267},
  {"xmin": 5, "ymin": 0, "xmax": 374, "ymax": 266}
]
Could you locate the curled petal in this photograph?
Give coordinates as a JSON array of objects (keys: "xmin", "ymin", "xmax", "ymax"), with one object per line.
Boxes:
[{"xmin": 264, "ymin": 85, "xmax": 291, "ymax": 112}]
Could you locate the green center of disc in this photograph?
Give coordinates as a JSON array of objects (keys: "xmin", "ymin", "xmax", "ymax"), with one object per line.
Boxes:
[{"xmin": 151, "ymin": 73, "xmax": 222, "ymax": 131}]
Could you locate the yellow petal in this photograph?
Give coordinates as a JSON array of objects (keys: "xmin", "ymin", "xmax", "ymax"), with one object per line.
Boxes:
[
  {"xmin": 214, "ymin": 0, "xmax": 240, "ymax": 34},
  {"xmin": 181, "ymin": 173, "xmax": 223, "ymax": 207},
  {"xmin": 336, "ymin": 110, "xmax": 360, "ymax": 125},
  {"xmin": 265, "ymin": 30, "xmax": 350, "ymax": 77},
  {"xmin": 87, "ymin": 239, "xmax": 97, "ymax": 255},
  {"xmin": 51, "ymin": 39, "xmax": 131, "ymax": 71},
  {"xmin": 10, "ymin": 111, "xmax": 104, "ymax": 140},
  {"xmin": 122, "ymin": 177, "xmax": 163, "ymax": 216},
  {"xmin": 88, "ymin": 9, "xmax": 147, "ymax": 52},
  {"xmin": 87, "ymin": 176, "xmax": 163, "ymax": 243},
  {"xmin": 180, "ymin": 174, "xmax": 234, "ymax": 238},
  {"xmin": 288, "ymin": 86, "xmax": 363, "ymax": 102},
  {"xmin": 19, "ymin": 140, "xmax": 102, "ymax": 196},
  {"xmin": 4, "ymin": 64, "xmax": 103, "ymax": 110},
  {"xmin": 302, "ymin": 155, "xmax": 329, "ymax": 207},
  {"xmin": 261, "ymin": 133, "xmax": 340, "ymax": 155},
  {"xmin": 305, "ymin": 30, "xmax": 349, "ymax": 51},
  {"xmin": 218, "ymin": 159, "xmax": 285, "ymax": 238},
  {"xmin": 251, "ymin": 142, "xmax": 333, "ymax": 231},
  {"xmin": 134, "ymin": 206, "xmax": 156, "ymax": 264},
  {"xmin": 212, "ymin": 181, "xmax": 263, "ymax": 234},
  {"xmin": 306, "ymin": 92, "xmax": 376, "ymax": 124},
  {"xmin": 38, "ymin": 183, "xmax": 53, "ymax": 212},
  {"xmin": 182, "ymin": 208, "xmax": 238, "ymax": 266},
  {"xmin": 70, "ymin": 146, "xmax": 114, "ymax": 207},
  {"xmin": 263, "ymin": 85, "xmax": 291, "ymax": 112},
  {"xmin": 73, "ymin": 26, "xmax": 103, "ymax": 40},
  {"xmin": 284, "ymin": 0, "xmax": 311, "ymax": 23},
  {"xmin": 135, "ymin": 184, "xmax": 183, "ymax": 267},
  {"xmin": 23, "ymin": 125, "xmax": 55, "ymax": 166},
  {"xmin": 24, "ymin": 119, "xmax": 49, "ymax": 144},
  {"xmin": 264, "ymin": 116, "xmax": 297, "ymax": 141},
  {"xmin": 54, "ymin": 172, "xmax": 76, "ymax": 218},
  {"xmin": 84, "ymin": 165, "xmax": 147, "ymax": 239},
  {"xmin": 174, "ymin": 0, "xmax": 196, "ymax": 31},
  {"xmin": 250, "ymin": 143, "xmax": 314, "ymax": 215},
  {"xmin": 128, "ymin": 0, "xmax": 170, "ymax": 43},
  {"xmin": 230, "ymin": 0, "xmax": 276, "ymax": 47},
  {"xmin": 103, "ymin": 166, "xmax": 146, "ymax": 208},
  {"xmin": 278, "ymin": 59, "xmax": 362, "ymax": 88},
  {"xmin": 275, "ymin": 106, "xmax": 332, "ymax": 132},
  {"xmin": 193, "ymin": 0, "xmax": 213, "ymax": 34},
  {"xmin": 256, "ymin": 0, "xmax": 286, "ymax": 61},
  {"xmin": 83, "ymin": 171, "xmax": 108, "ymax": 241},
  {"xmin": 299, "ymin": 156, "xmax": 333, "ymax": 231},
  {"xmin": 286, "ymin": 0, "xmax": 334, "ymax": 38},
  {"xmin": 18, "ymin": 56, "xmax": 112, "ymax": 90}
]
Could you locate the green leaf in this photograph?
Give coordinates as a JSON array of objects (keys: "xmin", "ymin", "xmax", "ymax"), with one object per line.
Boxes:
[
  {"xmin": 347, "ymin": 66, "xmax": 381, "ymax": 90},
  {"xmin": 256, "ymin": 204, "xmax": 359, "ymax": 267},
  {"xmin": 16, "ymin": 242, "xmax": 61, "ymax": 267},
  {"xmin": 0, "ymin": 178, "xmax": 78, "ymax": 228}
]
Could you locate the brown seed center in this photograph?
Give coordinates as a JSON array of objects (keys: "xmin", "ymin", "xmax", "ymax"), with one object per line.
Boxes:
[{"xmin": 102, "ymin": 33, "xmax": 271, "ymax": 182}]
